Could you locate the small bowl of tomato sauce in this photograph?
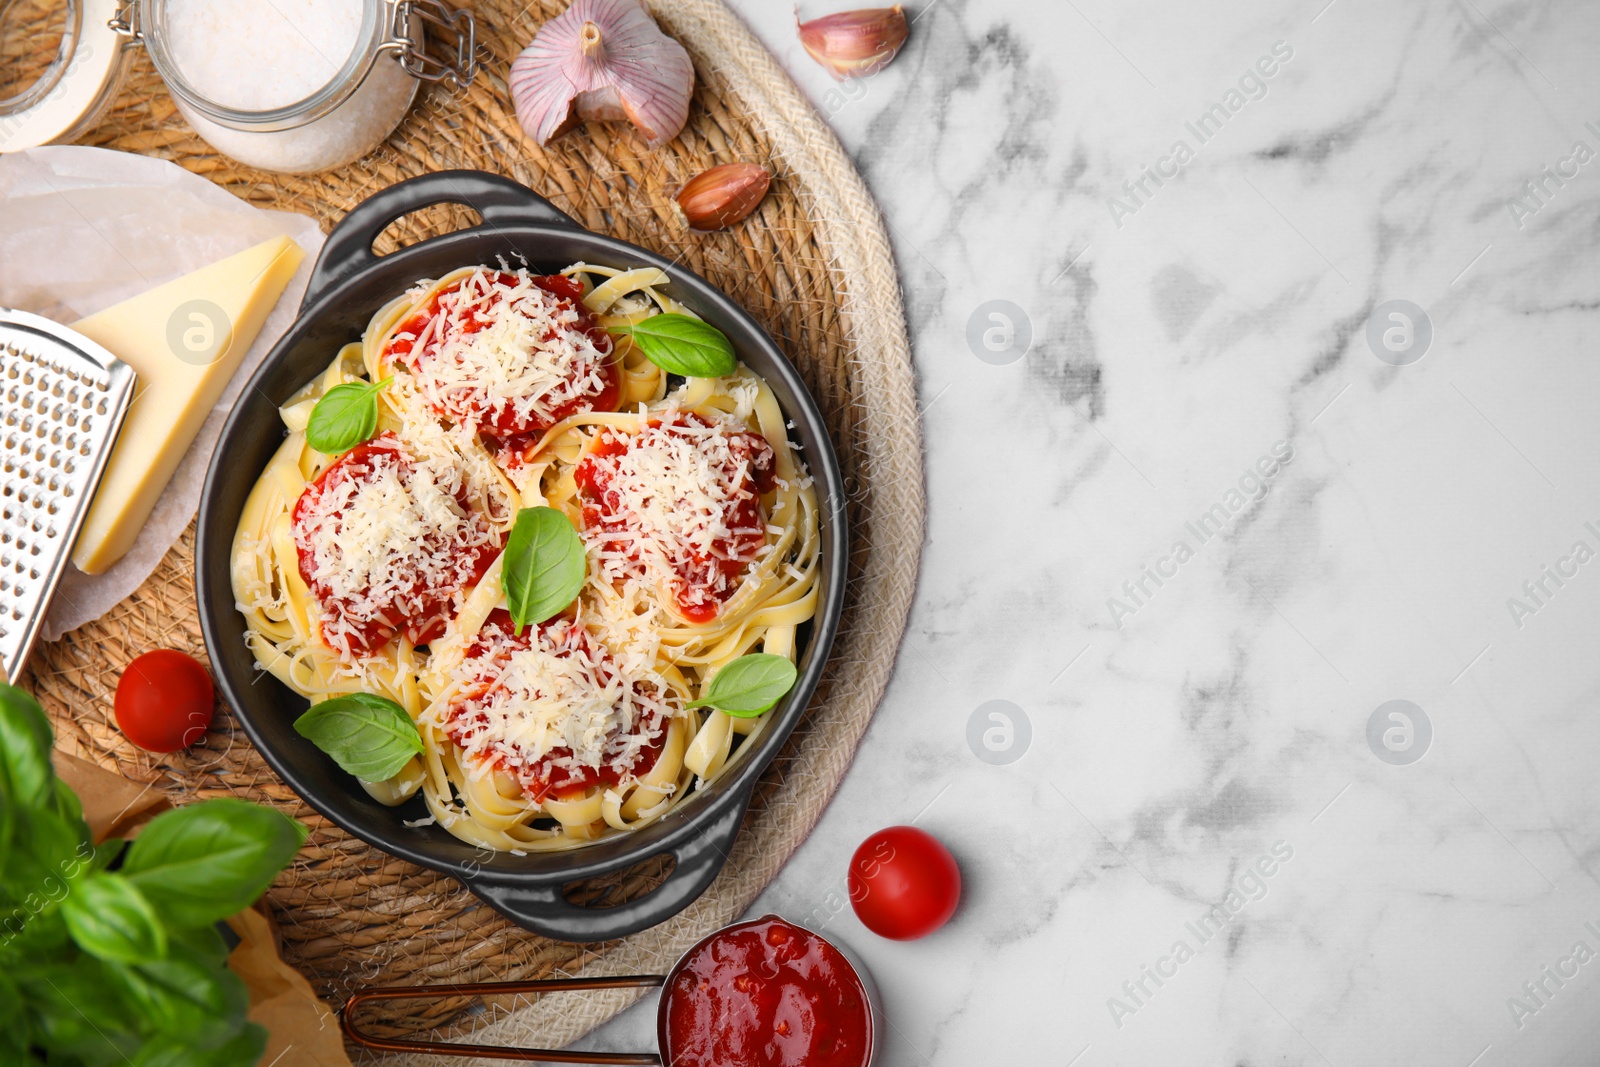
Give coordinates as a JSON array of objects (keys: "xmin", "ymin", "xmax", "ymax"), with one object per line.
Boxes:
[
  {"xmin": 659, "ymin": 916, "xmax": 878, "ymax": 1067},
  {"xmin": 343, "ymin": 914, "xmax": 878, "ymax": 1065}
]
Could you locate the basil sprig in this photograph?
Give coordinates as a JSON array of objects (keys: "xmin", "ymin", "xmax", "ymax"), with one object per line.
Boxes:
[
  {"xmin": 294, "ymin": 693, "xmax": 424, "ymax": 782},
  {"xmin": 502, "ymin": 506, "xmax": 587, "ymax": 632},
  {"xmin": 0, "ymin": 683, "xmax": 302, "ymax": 1063},
  {"xmin": 305, "ymin": 376, "xmax": 391, "ymax": 454},
  {"xmin": 687, "ymin": 653, "xmax": 798, "ymax": 717},
  {"xmin": 609, "ymin": 313, "xmax": 737, "ymax": 378}
]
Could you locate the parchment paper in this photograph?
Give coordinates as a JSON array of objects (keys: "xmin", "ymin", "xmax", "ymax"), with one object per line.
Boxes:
[{"xmin": 0, "ymin": 146, "xmax": 325, "ymax": 641}]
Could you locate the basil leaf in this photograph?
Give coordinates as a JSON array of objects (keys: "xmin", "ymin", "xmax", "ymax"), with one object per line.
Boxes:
[
  {"xmin": 686, "ymin": 653, "xmax": 798, "ymax": 717},
  {"xmin": 88, "ymin": 836, "xmax": 127, "ymax": 875},
  {"xmin": 9, "ymin": 804, "xmax": 93, "ymax": 895},
  {"xmin": 294, "ymin": 693, "xmax": 424, "ymax": 782},
  {"xmin": 166, "ymin": 921, "xmax": 232, "ymax": 969},
  {"xmin": 3, "ymin": 906, "xmax": 70, "ymax": 961},
  {"xmin": 61, "ymin": 873, "xmax": 166, "ymax": 964},
  {"xmin": 132, "ymin": 1023, "xmax": 267, "ymax": 1067},
  {"xmin": 501, "ymin": 506, "xmax": 587, "ymax": 632},
  {"xmin": 304, "ymin": 377, "xmax": 389, "ymax": 454},
  {"xmin": 121, "ymin": 798, "xmax": 306, "ymax": 929},
  {"xmin": 610, "ymin": 313, "xmax": 737, "ymax": 378},
  {"xmin": 26, "ymin": 959, "xmax": 141, "ymax": 1057},
  {"xmin": 0, "ymin": 972, "xmax": 19, "ymax": 1034},
  {"xmin": 52, "ymin": 774, "xmax": 85, "ymax": 828},
  {"xmin": 0, "ymin": 683, "xmax": 56, "ymax": 812},
  {"xmin": 107, "ymin": 940, "xmax": 249, "ymax": 1048}
]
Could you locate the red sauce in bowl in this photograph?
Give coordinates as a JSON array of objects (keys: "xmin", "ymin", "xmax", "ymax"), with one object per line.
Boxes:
[{"xmin": 661, "ymin": 916, "xmax": 872, "ymax": 1067}]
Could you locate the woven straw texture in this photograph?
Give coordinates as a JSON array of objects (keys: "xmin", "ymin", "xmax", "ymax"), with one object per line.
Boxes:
[{"xmin": 20, "ymin": 0, "xmax": 923, "ymax": 1056}]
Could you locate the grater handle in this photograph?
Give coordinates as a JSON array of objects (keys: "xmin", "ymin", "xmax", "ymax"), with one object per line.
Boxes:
[{"xmin": 302, "ymin": 172, "xmax": 581, "ymax": 311}]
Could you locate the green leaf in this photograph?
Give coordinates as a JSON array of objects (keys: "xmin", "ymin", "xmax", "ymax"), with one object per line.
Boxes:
[
  {"xmin": 501, "ymin": 506, "xmax": 587, "ymax": 632},
  {"xmin": 294, "ymin": 693, "xmax": 423, "ymax": 782},
  {"xmin": 51, "ymin": 775, "xmax": 84, "ymax": 828},
  {"xmin": 304, "ymin": 377, "xmax": 389, "ymax": 454},
  {"xmin": 0, "ymin": 971, "xmax": 20, "ymax": 1032},
  {"xmin": 62, "ymin": 873, "xmax": 166, "ymax": 963},
  {"xmin": 0, "ymin": 684, "xmax": 56, "ymax": 812},
  {"xmin": 609, "ymin": 313, "xmax": 737, "ymax": 378},
  {"xmin": 107, "ymin": 940, "xmax": 249, "ymax": 1049},
  {"xmin": 686, "ymin": 653, "xmax": 798, "ymax": 717},
  {"xmin": 0, "ymin": 899, "xmax": 68, "ymax": 960},
  {"xmin": 24, "ymin": 959, "xmax": 141, "ymax": 1060},
  {"xmin": 132, "ymin": 1021, "xmax": 267, "ymax": 1067},
  {"xmin": 88, "ymin": 837, "xmax": 127, "ymax": 875},
  {"xmin": 3, "ymin": 805, "xmax": 93, "ymax": 921},
  {"xmin": 121, "ymin": 799, "xmax": 306, "ymax": 929},
  {"xmin": 167, "ymin": 921, "xmax": 231, "ymax": 969}
]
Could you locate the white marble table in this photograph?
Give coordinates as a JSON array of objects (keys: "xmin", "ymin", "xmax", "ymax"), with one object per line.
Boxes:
[{"xmin": 580, "ymin": 1, "xmax": 1600, "ymax": 1063}]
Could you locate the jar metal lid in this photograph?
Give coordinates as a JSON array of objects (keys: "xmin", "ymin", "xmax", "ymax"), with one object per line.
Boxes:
[{"xmin": 0, "ymin": 0, "xmax": 475, "ymax": 150}]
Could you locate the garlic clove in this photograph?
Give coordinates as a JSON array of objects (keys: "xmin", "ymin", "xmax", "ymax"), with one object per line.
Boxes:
[
  {"xmin": 511, "ymin": 0, "xmax": 696, "ymax": 148},
  {"xmin": 675, "ymin": 163, "xmax": 773, "ymax": 231},
  {"xmin": 797, "ymin": 4, "xmax": 909, "ymax": 81}
]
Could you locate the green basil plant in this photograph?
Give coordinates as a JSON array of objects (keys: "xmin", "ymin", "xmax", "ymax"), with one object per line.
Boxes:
[{"xmin": 0, "ymin": 683, "xmax": 305, "ymax": 1065}]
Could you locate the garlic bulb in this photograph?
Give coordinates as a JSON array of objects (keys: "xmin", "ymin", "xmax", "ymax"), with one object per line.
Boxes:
[
  {"xmin": 511, "ymin": 0, "xmax": 695, "ymax": 148},
  {"xmin": 797, "ymin": 5, "xmax": 909, "ymax": 80}
]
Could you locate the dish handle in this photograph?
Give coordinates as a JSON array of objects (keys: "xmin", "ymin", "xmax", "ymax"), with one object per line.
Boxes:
[
  {"xmin": 302, "ymin": 170, "xmax": 581, "ymax": 311},
  {"xmin": 460, "ymin": 787, "xmax": 751, "ymax": 943}
]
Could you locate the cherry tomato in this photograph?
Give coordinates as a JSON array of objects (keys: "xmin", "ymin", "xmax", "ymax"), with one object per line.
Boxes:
[
  {"xmin": 114, "ymin": 650, "xmax": 215, "ymax": 753},
  {"xmin": 848, "ymin": 825, "xmax": 961, "ymax": 940}
]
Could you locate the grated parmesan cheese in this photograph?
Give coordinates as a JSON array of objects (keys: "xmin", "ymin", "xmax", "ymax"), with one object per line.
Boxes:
[
  {"xmin": 293, "ymin": 433, "xmax": 498, "ymax": 657},
  {"xmin": 394, "ymin": 268, "xmax": 614, "ymax": 435},
  {"xmin": 577, "ymin": 411, "xmax": 774, "ymax": 617},
  {"xmin": 438, "ymin": 612, "xmax": 678, "ymax": 797},
  {"xmin": 387, "ymin": 374, "xmax": 517, "ymax": 526}
]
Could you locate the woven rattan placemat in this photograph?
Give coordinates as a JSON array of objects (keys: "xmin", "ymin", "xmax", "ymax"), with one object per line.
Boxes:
[{"xmin": 21, "ymin": 0, "xmax": 922, "ymax": 1055}]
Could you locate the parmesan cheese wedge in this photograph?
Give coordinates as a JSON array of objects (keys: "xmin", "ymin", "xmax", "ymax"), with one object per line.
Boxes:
[{"xmin": 70, "ymin": 235, "xmax": 304, "ymax": 574}]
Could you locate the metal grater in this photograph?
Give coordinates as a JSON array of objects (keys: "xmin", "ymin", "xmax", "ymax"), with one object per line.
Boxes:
[{"xmin": 0, "ymin": 307, "xmax": 134, "ymax": 681}]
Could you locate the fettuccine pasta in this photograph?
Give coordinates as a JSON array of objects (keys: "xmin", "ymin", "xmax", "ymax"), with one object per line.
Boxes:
[{"xmin": 231, "ymin": 262, "xmax": 820, "ymax": 851}]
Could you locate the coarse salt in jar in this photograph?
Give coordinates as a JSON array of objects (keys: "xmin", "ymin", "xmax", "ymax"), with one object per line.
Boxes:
[
  {"xmin": 0, "ymin": 0, "xmax": 476, "ymax": 174},
  {"xmin": 144, "ymin": 0, "xmax": 475, "ymax": 173}
]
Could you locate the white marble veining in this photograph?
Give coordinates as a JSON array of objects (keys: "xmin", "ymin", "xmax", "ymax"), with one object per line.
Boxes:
[{"xmin": 578, "ymin": 1, "xmax": 1600, "ymax": 1063}]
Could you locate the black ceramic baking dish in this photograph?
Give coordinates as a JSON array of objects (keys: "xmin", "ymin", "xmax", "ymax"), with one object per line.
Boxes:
[{"xmin": 194, "ymin": 171, "xmax": 846, "ymax": 943}]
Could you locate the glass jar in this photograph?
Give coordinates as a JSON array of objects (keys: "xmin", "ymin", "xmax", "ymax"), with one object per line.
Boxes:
[{"xmin": 0, "ymin": 0, "xmax": 476, "ymax": 174}]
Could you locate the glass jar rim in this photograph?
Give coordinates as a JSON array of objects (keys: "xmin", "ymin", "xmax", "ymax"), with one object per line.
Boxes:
[
  {"xmin": 140, "ymin": 0, "xmax": 387, "ymax": 133},
  {"xmin": 0, "ymin": 0, "xmax": 80, "ymax": 117},
  {"xmin": 0, "ymin": 0, "xmax": 135, "ymax": 151}
]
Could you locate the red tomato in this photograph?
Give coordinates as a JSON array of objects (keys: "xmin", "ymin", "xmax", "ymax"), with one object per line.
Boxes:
[
  {"xmin": 114, "ymin": 650, "xmax": 215, "ymax": 753},
  {"xmin": 848, "ymin": 826, "xmax": 961, "ymax": 940}
]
